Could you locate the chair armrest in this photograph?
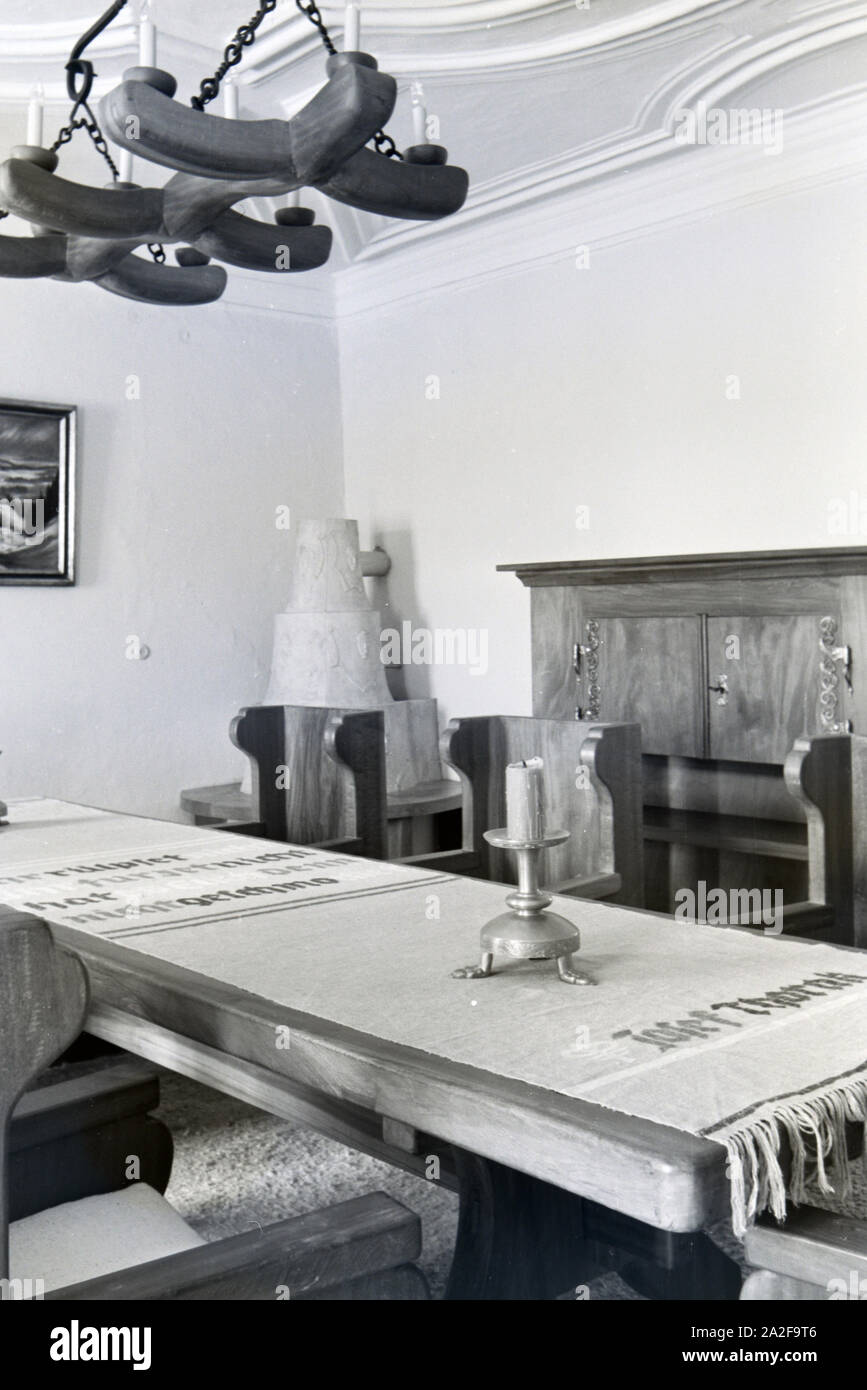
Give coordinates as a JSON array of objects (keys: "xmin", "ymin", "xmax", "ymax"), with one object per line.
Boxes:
[
  {"xmin": 551, "ymin": 872, "xmax": 621, "ymax": 900},
  {"xmin": 47, "ymin": 1192, "xmax": 422, "ymax": 1301},
  {"xmin": 772, "ymin": 900, "xmax": 836, "ymax": 936},
  {"xmin": 745, "ymin": 1205, "xmax": 867, "ymax": 1287},
  {"xmin": 399, "ymin": 849, "xmax": 480, "ymax": 874},
  {"xmin": 11, "ymin": 1056, "xmax": 160, "ymax": 1150},
  {"xmin": 296, "ymin": 1264, "xmax": 429, "ymax": 1300},
  {"xmin": 11, "ymin": 1116, "xmax": 173, "ymax": 1220},
  {"xmin": 218, "ymin": 820, "xmax": 266, "ymax": 837},
  {"xmin": 11, "ymin": 1057, "xmax": 172, "ymax": 1218}
]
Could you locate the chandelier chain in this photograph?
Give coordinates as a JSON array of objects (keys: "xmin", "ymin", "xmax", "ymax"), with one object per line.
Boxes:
[
  {"xmin": 190, "ymin": 0, "xmax": 279, "ymax": 110},
  {"xmin": 373, "ymin": 130, "xmax": 400, "ymax": 159},
  {"xmin": 295, "ymin": 0, "xmax": 337, "ymax": 56},
  {"xmin": 47, "ymin": 1, "xmax": 129, "ymax": 177},
  {"xmin": 148, "ymin": 243, "xmax": 167, "ymax": 264},
  {"xmin": 52, "ymin": 102, "xmax": 120, "ymax": 179}
]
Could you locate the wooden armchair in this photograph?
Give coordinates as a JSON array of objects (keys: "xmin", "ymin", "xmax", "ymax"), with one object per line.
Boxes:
[
  {"xmin": 438, "ymin": 715, "xmax": 644, "ymax": 905},
  {"xmin": 229, "ymin": 705, "xmax": 388, "ymax": 858},
  {"xmin": 1, "ymin": 907, "xmax": 428, "ymax": 1300}
]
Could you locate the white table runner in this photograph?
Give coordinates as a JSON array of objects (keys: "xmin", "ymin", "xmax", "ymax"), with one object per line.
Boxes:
[{"xmin": 2, "ymin": 798, "xmax": 865, "ymax": 1235}]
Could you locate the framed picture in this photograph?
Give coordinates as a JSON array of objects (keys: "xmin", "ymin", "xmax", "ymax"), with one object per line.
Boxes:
[{"xmin": 0, "ymin": 399, "xmax": 76, "ymax": 584}]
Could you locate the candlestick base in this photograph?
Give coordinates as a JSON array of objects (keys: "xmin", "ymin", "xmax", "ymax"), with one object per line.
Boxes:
[
  {"xmin": 451, "ymin": 830, "xmax": 596, "ymax": 985},
  {"xmin": 403, "ymin": 144, "xmax": 448, "ymax": 166},
  {"xmin": 326, "ymin": 52, "xmax": 379, "ymax": 74},
  {"xmin": 122, "ymin": 66, "xmax": 178, "ymax": 97},
  {"xmin": 10, "ymin": 146, "xmax": 59, "ymax": 172}
]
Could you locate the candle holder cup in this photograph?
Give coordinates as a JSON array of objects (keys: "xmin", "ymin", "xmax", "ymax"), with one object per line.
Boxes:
[{"xmin": 452, "ymin": 829, "xmax": 595, "ymax": 985}]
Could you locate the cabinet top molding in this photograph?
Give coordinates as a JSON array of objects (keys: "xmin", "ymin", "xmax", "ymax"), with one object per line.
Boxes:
[{"xmin": 498, "ymin": 547, "xmax": 867, "ymax": 588}]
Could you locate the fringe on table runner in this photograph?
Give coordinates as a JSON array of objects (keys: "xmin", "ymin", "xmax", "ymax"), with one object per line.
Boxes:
[{"xmin": 724, "ymin": 1070, "xmax": 867, "ymax": 1239}]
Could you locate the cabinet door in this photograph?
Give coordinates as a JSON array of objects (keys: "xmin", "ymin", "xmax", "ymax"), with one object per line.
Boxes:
[
  {"xmin": 587, "ymin": 616, "xmax": 705, "ymax": 758},
  {"xmin": 706, "ymin": 615, "xmax": 827, "ymax": 763}
]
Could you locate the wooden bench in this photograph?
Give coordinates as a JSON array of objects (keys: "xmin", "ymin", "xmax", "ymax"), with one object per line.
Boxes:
[
  {"xmin": 741, "ymin": 1206, "xmax": 867, "ymax": 1299},
  {"xmin": 640, "ymin": 735, "xmax": 855, "ymax": 940}
]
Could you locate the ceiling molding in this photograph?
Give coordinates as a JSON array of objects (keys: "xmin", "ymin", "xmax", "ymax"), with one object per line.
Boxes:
[
  {"xmin": 2, "ymin": 1, "xmax": 863, "ymax": 90},
  {"xmin": 0, "ymin": 1, "xmax": 744, "ymax": 93},
  {"xmin": 243, "ymin": 0, "xmax": 745, "ymax": 85},
  {"xmin": 647, "ymin": 7, "xmax": 867, "ymax": 123},
  {"xmin": 332, "ymin": 89, "xmax": 867, "ymax": 318},
  {"xmin": 346, "ymin": 8, "xmax": 867, "ymax": 269},
  {"xmin": 218, "ymin": 264, "xmax": 336, "ymax": 319},
  {"xmin": 0, "ymin": 17, "xmax": 139, "ymax": 58},
  {"xmin": 0, "ymin": 32, "xmax": 219, "ymax": 105}
]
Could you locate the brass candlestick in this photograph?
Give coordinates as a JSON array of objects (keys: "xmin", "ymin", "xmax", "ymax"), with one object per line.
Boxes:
[{"xmin": 452, "ymin": 830, "xmax": 595, "ymax": 985}]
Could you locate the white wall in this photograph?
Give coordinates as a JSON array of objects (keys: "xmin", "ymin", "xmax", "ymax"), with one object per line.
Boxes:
[
  {"xmin": 4, "ymin": 143, "xmax": 863, "ymax": 819},
  {"xmin": 341, "ymin": 174, "xmax": 867, "ymax": 725},
  {"xmin": 2, "ymin": 278, "xmax": 343, "ymax": 819}
]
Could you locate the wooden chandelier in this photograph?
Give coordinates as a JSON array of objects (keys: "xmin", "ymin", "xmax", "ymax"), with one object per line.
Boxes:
[{"xmin": 0, "ymin": 1, "xmax": 469, "ymax": 306}]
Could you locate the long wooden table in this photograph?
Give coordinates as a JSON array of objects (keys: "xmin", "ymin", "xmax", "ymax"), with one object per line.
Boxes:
[{"xmin": 5, "ymin": 796, "xmax": 842, "ymax": 1300}]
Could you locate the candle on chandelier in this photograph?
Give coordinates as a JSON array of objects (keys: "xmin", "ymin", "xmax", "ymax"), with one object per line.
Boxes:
[
  {"xmin": 138, "ymin": 2, "xmax": 157, "ymax": 67},
  {"xmin": 223, "ymin": 74, "xmax": 239, "ymax": 119},
  {"xmin": 287, "ymin": 189, "xmax": 301, "ymax": 208},
  {"xmin": 412, "ymin": 96, "xmax": 427, "ymax": 146},
  {"xmin": 26, "ymin": 82, "xmax": 45, "ymax": 147},
  {"xmin": 119, "ymin": 148, "xmax": 134, "ymax": 183},
  {"xmin": 344, "ymin": 3, "xmax": 361, "ymax": 51},
  {"xmin": 505, "ymin": 757, "xmax": 546, "ymax": 842}
]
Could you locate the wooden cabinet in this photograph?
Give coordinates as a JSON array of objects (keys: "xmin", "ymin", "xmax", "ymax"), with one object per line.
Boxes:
[{"xmin": 500, "ymin": 547, "xmax": 867, "ymax": 946}]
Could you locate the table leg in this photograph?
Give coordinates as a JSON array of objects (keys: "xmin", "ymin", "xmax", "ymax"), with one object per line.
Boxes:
[
  {"xmin": 579, "ymin": 1195, "xmax": 742, "ymax": 1301},
  {"xmin": 444, "ymin": 1148, "xmax": 603, "ymax": 1300},
  {"xmin": 619, "ymin": 1235, "xmax": 742, "ymax": 1301},
  {"xmin": 444, "ymin": 1148, "xmax": 743, "ymax": 1301}
]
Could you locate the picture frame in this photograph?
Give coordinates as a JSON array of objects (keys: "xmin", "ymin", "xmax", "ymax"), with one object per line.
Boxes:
[{"xmin": 0, "ymin": 398, "xmax": 76, "ymax": 585}]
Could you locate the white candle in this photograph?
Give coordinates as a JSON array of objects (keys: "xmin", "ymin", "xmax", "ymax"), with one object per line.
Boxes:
[
  {"xmin": 223, "ymin": 74, "xmax": 239, "ymax": 119},
  {"xmin": 412, "ymin": 99, "xmax": 427, "ymax": 145},
  {"xmin": 26, "ymin": 82, "xmax": 44, "ymax": 147},
  {"xmin": 139, "ymin": 4, "xmax": 157, "ymax": 67},
  {"xmin": 119, "ymin": 148, "xmax": 134, "ymax": 182},
  {"xmin": 344, "ymin": 3, "xmax": 361, "ymax": 51},
  {"xmin": 506, "ymin": 757, "xmax": 546, "ymax": 842},
  {"xmin": 287, "ymin": 189, "xmax": 300, "ymax": 208}
]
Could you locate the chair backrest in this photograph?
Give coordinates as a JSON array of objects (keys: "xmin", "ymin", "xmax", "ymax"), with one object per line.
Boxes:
[
  {"xmin": 380, "ymin": 699, "xmax": 441, "ymax": 793},
  {"xmin": 0, "ymin": 907, "xmax": 87, "ymax": 1280},
  {"xmin": 231, "ymin": 704, "xmax": 388, "ymax": 858},
  {"xmin": 441, "ymin": 715, "xmax": 644, "ymax": 905}
]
